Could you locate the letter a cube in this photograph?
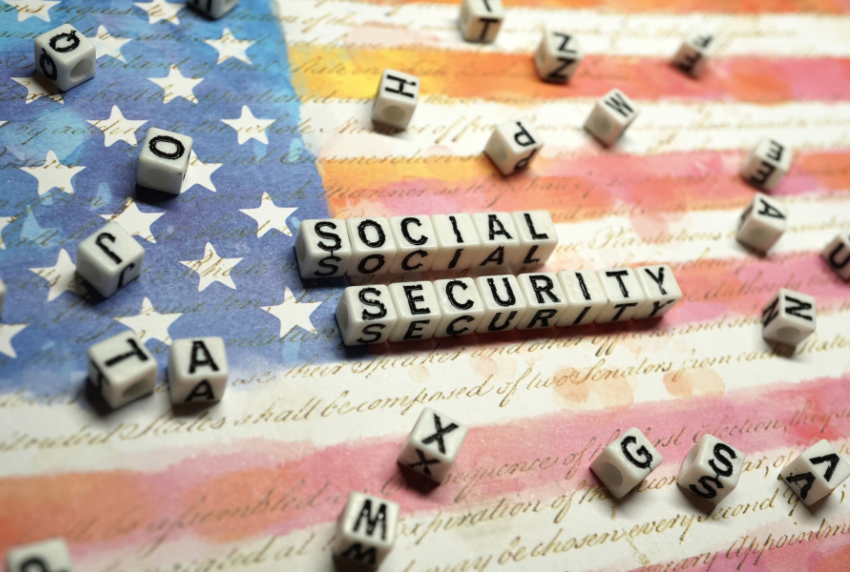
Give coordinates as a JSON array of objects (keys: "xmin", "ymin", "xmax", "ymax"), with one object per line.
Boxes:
[
  {"xmin": 168, "ymin": 337, "xmax": 229, "ymax": 404},
  {"xmin": 781, "ymin": 440, "xmax": 850, "ymax": 505},
  {"xmin": 333, "ymin": 492, "xmax": 400, "ymax": 566},
  {"xmin": 590, "ymin": 427, "xmax": 662, "ymax": 498}
]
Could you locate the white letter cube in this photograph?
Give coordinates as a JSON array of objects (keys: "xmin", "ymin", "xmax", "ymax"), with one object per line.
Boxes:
[
  {"xmin": 557, "ymin": 270, "xmax": 608, "ymax": 326},
  {"xmin": 431, "ymin": 213, "xmax": 484, "ymax": 271},
  {"xmin": 168, "ymin": 337, "xmax": 228, "ymax": 404},
  {"xmin": 633, "ymin": 264, "xmax": 682, "ymax": 320},
  {"xmin": 584, "ymin": 89, "xmax": 638, "ymax": 147},
  {"xmin": 672, "ymin": 29, "xmax": 715, "ymax": 78},
  {"xmin": 485, "ymin": 120, "xmax": 543, "ymax": 176},
  {"xmin": 822, "ymin": 230, "xmax": 850, "ymax": 281},
  {"xmin": 742, "ymin": 137, "xmax": 792, "ymax": 191},
  {"xmin": 596, "ymin": 268, "xmax": 646, "ymax": 323},
  {"xmin": 6, "ymin": 538, "xmax": 74, "ymax": 572},
  {"xmin": 333, "ymin": 492, "xmax": 399, "ymax": 566},
  {"xmin": 398, "ymin": 407, "xmax": 468, "ymax": 482},
  {"xmin": 0, "ymin": 275, "xmax": 5, "ymax": 317},
  {"xmin": 87, "ymin": 332, "xmax": 156, "ymax": 409},
  {"xmin": 34, "ymin": 24, "xmax": 96, "ymax": 92},
  {"xmin": 781, "ymin": 440, "xmax": 850, "ymax": 505},
  {"xmin": 388, "ymin": 215, "xmax": 437, "ymax": 274},
  {"xmin": 372, "ymin": 69, "xmax": 419, "ymax": 130},
  {"xmin": 471, "ymin": 212, "xmax": 520, "ymax": 268},
  {"xmin": 76, "ymin": 221, "xmax": 144, "ymax": 298},
  {"xmin": 188, "ymin": 0, "xmax": 238, "ymax": 19},
  {"xmin": 336, "ymin": 285, "xmax": 398, "ymax": 345},
  {"xmin": 346, "ymin": 217, "xmax": 397, "ymax": 277},
  {"xmin": 389, "ymin": 281, "xmax": 441, "ymax": 342},
  {"xmin": 590, "ymin": 427, "xmax": 662, "ymax": 499},
  {"xmin": 678, "ymin": 435, "xmax": 745, "ymax": 504},
  {"xmin": 762, "ymin": 288, "xmax": 816, "ymax": 346},
  {"xmin": 458, "ymin": 0, "xmax": 503, "ymax": 43},
  {"xmin": 535, "ymin": 29, "xmax": 583, "ymax": 82},
  {"xmin": 137, "ymin": 128, "xmax": 193, "ymax": 194},
  {"xmin": 737, "ymin": 192, "xmax": 788, "ymax": 252},
  {"xmin": 475, "ymin": 275, "xmax": 527, "ymax": 334},
  {"xmin": 510, "ymin": 210, "xmax": 558, "ymax": 267},
  {"xmin": 295, "ymin": 219, "xmax": 352, "ymax": 279},
  {"xmin": 433, "ymin": 278, "xmax": 485, "ymax": 338},
  {"xmin": 517, "ymin": 272, "xmax": 568, "ymax": 330}
]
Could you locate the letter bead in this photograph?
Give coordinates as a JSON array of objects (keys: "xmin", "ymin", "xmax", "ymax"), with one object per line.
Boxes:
[
  {"xmin": 136, "ymin": 128, "xmax": 193, "ymax": 194},
  {"xmin": 742, "ymin": 137, "xmax": 792, "ymax": 191},
  {"xmin": 388, "ymin": 215, "xmax": 437, "ymax": 273},
  {"xmin": 677, "ymin": 435, "xmax": 745, "ymax": 504},
  {"xmin": 596, "ymin": 268, "xmax": 646, "ymax": 323},
  {"xmin": 34, "ymin": 24, "xmax": 96, "ymax": 92},
  {"xmin": 168, "ymin": 337, "xmax": 229, "ymax": 404},
  {"xmin": 556, "ymin": 270, "xmax": 608, "ymax": 326},
  {"xmin": 398, "ymin": 407, "xmax": 469, "ymax": 482},
  {"xmin": 76, "ymin": 221, "xmax": 144, "ymax": 298},
  {"xmin": 6, "ymin": 538, "xmax": 75, "ymax": 572},
  {"xmin": 671, "ymin": 29, "xmax": 715, "ymax": 78},
  {"xmin": 458, "ymin": 0, "xmax": 504, "ymax": 44},
  {"xmin": 333, "ymin": 492, "xmax": 400, "ymax": 566},
  {"xmin": 373, "ymin": 69, "xmax": 419, "ymax": 130},
  {"xmin": 633, "ymin": 264, "xmax": 682, "ymax": 320},
  {"xmin": 510, "ymin": 210, "xmax": 558, "ymax": 267},
  {"xmin": 736, "ymin": 192, "xmax": 788, "ymax": 252},
  {"xmin": 590, "ymin": 427, "xmax": 662, "ymax": 499},
  {"xmin": 584, "ymin": 89, "xmax": 638, "ymax": 147},
  {"xmin": 87, "ymin": 332, "xmax": 157, "ymax": 409},
  {"xmin": 762, "ymin": 288, "xmax": 816, "ymax": 346},
  {"xmin": 188, "ymin": 0, "xmax": 238, "ymax": 19},
  {"xmin": 471, "ymin": 212, "xmax": 520, "ymax": 268},
  {"xmin": 781, "ymin": 440, "xmax": 850, "ymax": 505},
  {"xmin": 335, "ymin": 285, "xmax": 398, "ymax": 345},
  {"xmin": 388, "ymin": 281, "xmax": 442, "ymax": 342},
  {"xmin": 433, "ymin": 277, "xmax": 486, "ymax": 338},
  {"xmin": 485, "ymin": 120, "xmax": 544, "ymax": 176},
  {"xmin": 517, "ymin": 272, "xmax": 568, "ymax": 330},
  {"xmin": 821, "ymin": 230, "xmax": 850, "ymax": 281},
  {"xmin": 431, "ymin": 213, "xmax": 485, "ymax": 271},
  {"xmin": 295, "ymin": 219, "xmax": 352, "ymax": 279},
  {"xmin": 474, "ymin": 275, "xmax": 527, "ymax": 334},
  {"xmin": 535, "ymin": 29, "xmax": 583, "ymax": 83},
  {"xmin": 345, "ymin": 217, "xmax": 398, "ymax": 277}
]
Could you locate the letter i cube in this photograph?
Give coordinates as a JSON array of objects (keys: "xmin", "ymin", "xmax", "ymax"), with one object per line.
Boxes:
[
  {"xmin": 742, "ymin": 137, "xmax": 792, "ymax": 191},
  {"xmin": 168, "ymin": 337, "xmax": 229, "ymax": 404},
  {"xmin": 485, "ymin": 120, "xmax": 543, "ymax": 176},
  {"xmin": 333, "ymin": 492, "xmax": 400, "ymax": 566},
  {"xmin": 399, "ymin": 407, "xmax": 469, "ymax": 482},
  {"xmin": 672, "ymin": 29, "xmax": 715, "ymax": 78},
  {"xmin": 590, "ymin": 427, "xmax": 662, "ymax": 498},
  {"xmin": 584, "ymin": 89, "xmax": 638, "ymax": 147},
  {"xmin": 372, "ymin": 69, "xmax": 419, "ymax": 130}
]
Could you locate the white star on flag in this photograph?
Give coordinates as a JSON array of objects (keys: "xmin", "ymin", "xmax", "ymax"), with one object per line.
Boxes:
[
  {"xmin": 87, "ymin": 106, "xmax": 148, "ymax": 147},
  {"xmin": 0, "ymin": 322, "xmax": 28, "ymax": 358},
  {"xmin": 205, "ymin": 28, "xmax": 254, "ymax": 65},
  {"xmin": 134, "ymin": 0, "xmax": 182, "ymax": 25},
  {"xmin": 261, "ymin": 288, "xmax": 321, "ymax": 338},
  {"xmin": 92, "ymin": 25, "xmax": 131, "ymax": 62},
  {"xmin": 221, "ymin": 106, "xmax": 275, "ymax": 145},
  {"xmin": 180, "ymin": 242, "xmax": 242, "ymax": 292},
  {"xmin": 11, "ymin": 74, "xmax": 63, "ymax": 104},
  {"xmin": 19, "ymin": 150, "xmax": 85, "ymax": 196},
  {"xmin": 115, "ymin": 297, "xmax": 182, "ymax": 345},
  {"xmin": 181, "ymin": 151, "xmax": 222, "ymax": 193},
  {"xmin": 2, "ymin": 0, "xmax": 59, "ymax": 22},
  {"xmin": 99, "ymin": 198, "xmax": 164, "ymax": 244},
  {"xmin": 0, "ymin": 216, "xmax": 15, "ymax": 250},
  {"xmin": 239, "ymin": 193, "xmax": 297, "ymax": 238},
  {"xmin": 29, "ymin": 249, "xmax": 83, "ymax": 302},
  {"xmin": 148, "ymin": 66, "xmax": 203, "ymax": 104}
]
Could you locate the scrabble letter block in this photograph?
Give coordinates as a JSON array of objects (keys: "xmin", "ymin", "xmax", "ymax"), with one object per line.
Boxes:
[
  {"xmin": 633, "ymin": 264, "xmax": 682, "ymax": 319},
  {"xmin": 781, "ymin": 440, "xmax": 850, "ymax": 505},
  {"xmin": 431, "ymin": 213, "xmax": 484, "ymax": 271},
  {"xmin": 389, "ymin": 281, "xmax": 441, "ymax": 342},
  {"xmin": 822, "ymin": 230, "xmax": 850, "ymax": 281},
  {"xmin": 596, "ymin": 268, "xmax": 646, "ymax": 323},
  {"xmin": 434, "ymin": 277, "xmax": 485, "ymax": 337},
  {"xmin": 510, "ymin": 210, "xmax": 558, "ymax": 267},
  {"xmin": 87, "ymin": 332, "xmax": 156, "ymax": 409},
  {"xmin": 535, "ymin": 29, "xmax": 583, "ymax": 83},
  {"xmin": 373, "ymin": 69, "xmax": 419, "ymax": 130},
  {"xmin": 295, "ymin": 219, "xmax": 352, "ymax": 279},
  {"xmin": 672, "ymin": 30, "xmax": 715, "ymax": 78},
  {"xmin": 762, "ymin": 288, "xmax": 816, "ymax": 346},
  {"xmin": 389, "ymin": 215, "xmax": 437, "ymax": 273},
  {"xmin": 742, "ymin": 138, "xmax": 792, "ymax": 191},
  {"xmin": 485, "ymin": 120, "xmax": 543, "ymax": 176},
  {"xmin": 737, "ymin": 192, "xmax": 787, "ymax": 252},
  {"xmin": 557, "ymin": 270, "xmax": 608, "ymax": 326},
  {"xmin": 475, "ymin": 275, "xmax": 527, "ymax": 333},
  {"xmin": 76, "ymin": 221, "xmax": 144, "ymax": 298},
  {"xmin": 34, "ymin": 24, "xmax": 96, "ymax": 92},
  {"xmin": 398, "ymin": 407, "xmax": 468, "ymax": 482},
  {"xmin": 333, "ymin": 492, "xmax": 400, "ymax": 566},
  {"xmin": 168, "ymin": 337, "xmax": 228, "ymax": 404},
  {"xmin": 188, "ymin": 0, "xmax": 238, "ymax": 19},
  {"xmin": 137, "ymin": 128, "xmax": 193, "ymax": 194},
  {"xmin": 458, "ymin": 0, "xmax": 503, "ymax": 43},
  {"xmin": 677, "ymin": 435, "xmax": 744, "ymax": 504},
  {"xmin": 346, "ymin": 217, "xmax": 397, "ymax": 277},
  {"xmin": 336, "ymin": 285, "xmax": 398, "ymax": 345},
  {"xmin": 517, "ymin": 272, "xmax": 568, "ymax": 330},
  {"xmin": 471, "ymin": 212, "xmax": 520, "ymax": 268},
  {"xmin": 6, "ymin": 538, "xmax": 74, "ymax": 572},
  {"xmin": 584, "ymin": 89, "xmax": 638, "ymax": 147},
  {"xmin": 590, "ymin": 427, "xmax": 662, "ymax": 499}
]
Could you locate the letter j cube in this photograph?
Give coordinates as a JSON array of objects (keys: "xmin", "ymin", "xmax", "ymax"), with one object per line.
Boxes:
[
  {"xmin": 168, "ymin": 337, "xmax": 229, "ymax": 404},
  {"xmin": 76, "ymin": 221, "xmax": 144, "ymax": 298},
  {"xmin": 333, "ymin": 492, "xmax": 400, "ymax": 567},
  {"xmin": 398, "ymin": 407, "xmax": 468, "ymax": 482},
  {"xmin": 485, "ymin": 120, "xmax": 543, "ymax": 176},
  {"xmin": 137, "ymin": 128, "xmax": 194, "ymax": 194},
  {"xmin": 590, "ymin": 427, "xmax": 662, "ymax": 499}
]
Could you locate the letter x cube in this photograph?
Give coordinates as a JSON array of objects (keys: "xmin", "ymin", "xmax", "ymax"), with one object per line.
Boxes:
[{"xmin": 398, "ymin": 407, "xmax": 469, "ymax": 482}]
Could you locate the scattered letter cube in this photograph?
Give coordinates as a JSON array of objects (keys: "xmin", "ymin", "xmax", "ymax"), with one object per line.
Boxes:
[
  {"xmin": 485, "ymin": 120, "xmax": 543, "ymax": 176},
  {"xmin": 431, "ymin": 213, "xmax": 484, "ymax": 271},
  {"xmin": 762, "ymin": 288, "xmax": 816, "ymax": 346},
  {"xmin": 373, "ymin": 69, "xmax": 419, "ymax": 130},
  {"xmin": 336, "ymin": 285, "xmax": 398, "ymax": 345},
  {"xmin": 672, "ymin": 29, "xmax": 715, "ymax": 78},
  {"xmin": 398, "ymin": 407, "xmax": 468, "ymax": 482},
  {"xmin": 596, "ymin": 268, "xmax": 646, "ymax": 323},
  {"xmin": 535, "ymin": 29, "xmax": 582, "ymax": 82},
  {"xmin": 389, "ymin": 281, "xmax": 441, "ymax": 342},
  {"xmin": 633, "ymin": 264, "xmax": 682, "ymax": 319},
  {"xmin": 677, "ymin": 435, "xmax": 745, "ymax": 504},
  {"xmin": 557, "ymin": 270, "xmax": 608, "ymax": 326},
  {"xmin": 295, "ymin": 219, "xmax": 352, "ymax": 279},
  {"xmin": 6, "ymin": 538, "xmax": 74, "ymax": 572},
  {"xmin": 475, "ymin": 275, "xmax": 527, "ymax": 333},
  {"xmin": 346, "ymin": 217, "xmax": 397, "ymax": 277},
  {"xmin": 471, "ymin": 212, "xmax": 520, "ymax": 268},
  {"xmin": 333, "ymin": 492, "xmax": 400, "ymax": 566},
  {"xmin": 517, "ymin": 272, "xmax": 568, "ymax": 330},
  {"xmin": 781, "ymin": 440, "xmax": 850, "ymax": 505},
  {"xmin": 87, "ymin": 332, "xmax": 156, "ymax": 409},
  {"xmin": 584, "ymin": 89, "xmax": 638, "ymax": 147},
  {"xmin": 388, "ymin": 215, "xmax": 437, "ymax": 273},
  {"xmin": 510, "ymin": 210, "xmax": 558, "ymax": 267},
  {"xmin": 34, "ymin": 24, "xmax": 96, "ymax": 91},
  {"xmin": 433, "ymin": 277, "xmax": 485, "ymax": 337},
  {"xmin": 822, "ymin": 230, "xmax": 850, "ymax": 281},
  {"xmin": 137, "ymin": 128, "xmax": 193, "ymax": 194},
  {"xmin": 458, "ymin": 0, "xmax": 503, "ymax": 43},
  {"xmin": 590, "ymin": 427, "xmax": 662, "ymax": 499},
  {"xmin": 742, "ymin": 137, "xmax": 792, "ymax": 191},
  {"xmin": 76, "ymin": 221, "xmax": 144, "ymax": 298},
  {"xmin": 188, "ymin": 0, "xmax": 238, "ymax": 19},
  {"xmin": 168, "ymin": 337, "xmax": 228, "ymax": 404},
  {"xmin": 737, "ymin": 192, "xmax": 787, "ymax": 252}
]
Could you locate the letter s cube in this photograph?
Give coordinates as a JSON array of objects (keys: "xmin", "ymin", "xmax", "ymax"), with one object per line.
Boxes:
[
  {"xmin": 336, "ymin": 285, "xmax": 398, "ymax": 345},
  {"xmin": 76, "ymin": 221, "xmax": 144, "ymax": 298},
  {"xmin": 677, "ymin": 435, "xmax": 745, "ymax": 504},
  {"xmin": 295, "ymin": 219, "xmax": 352, "ymax": 279},
  {"xmin": 137, "ymin": 128, "xmax": 194, "ymax": 194},
  {"xmin": 590, "ymin": 427, "xmax": 662, "ymax": 499}
]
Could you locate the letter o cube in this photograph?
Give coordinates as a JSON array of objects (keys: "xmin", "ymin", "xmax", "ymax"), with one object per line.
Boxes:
[
  {"xmin": 76, "ymin": 221, "xmax": 144, "ymax": 298},
  {"xmin": 137, "ymin": 128, "xmax": 193, "ymax": 194},
  {"xmin": 822, "ymin": 230, "xmax": 850, "ymax": 281},
  {"xmin": 590, "ymin": 427, "xmax": 662, "ymax": 499},
  {"xmin": 677, "ymin": 435, "xmax": 745, "ymax": 504},
  {"xmin": 168, "ymin": 337, "xmax": 229, "ymax": 404},
  {"xmin": 6, "ymin": 538, "xmax": 75, "ymax": 572},
  {"xmin": 333, "ymin": 492, "xmax": 399, "ymax": 567},
  {"xmin": 781, "ymin": 439, "xmax": 850, "ymax": 505},
  {"xmin": 336, "ymin": 285, "xmax": 398, "ymax": 345},
  {"xmin": 762, "ymin": 288, "xmax": 816, "ymax": 346},
  {"xmin": 485, "ymin": 120, "xmax": 543, "ymax": 176},
  {"xmin": 188, "ymin": 0, "xmax": 238, "ymax": 19},
  {"xmin": 34, "ymin": 24, "xmax": 96, "ymax": 91},
  {"xmin": 87, "ymin": 332, "xmax": 157, "ymax": 409}
]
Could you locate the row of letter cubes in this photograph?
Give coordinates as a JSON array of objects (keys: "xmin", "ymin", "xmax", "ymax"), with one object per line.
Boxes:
[
  {"xmin": 335, "ymin": 265, "xmax": 682, "ymax": 345},
  {"xmin": 296, "ymin": 211, "xmax": 557, "ymax": 279}
]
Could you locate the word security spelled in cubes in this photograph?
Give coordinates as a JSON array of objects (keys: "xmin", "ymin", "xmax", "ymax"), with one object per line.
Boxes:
[
  {"xmin": 6, "ymin": 538, "xmax": 74, "ymax": 572},
  {"xmin": 459, "ymin": 0, "xmax": 503, "ymax": 43},
  {"xmin": 168, "ymin": 337, "xmax": 229, "ymax": 404},
  {"xmin": 671, "ymin": 29, "xmax": 715, "ymax": 78},
  {"xmin": 333, "ymin": 492, "xmax": 400, "ymax": 566},
  {"xmin": 137, "ymin": 128, "xmax": 193, "ymax": 194},
  {"xmin": 34, "ymin": 24, "xmax": 96, "ymax": 91},
  {"xmin": 373, "ymin": 69, "xmax": 419, "ymax": 130},
  {"xmin": 678, "ymin": 435, "xmax": 745, "ymax": 504},
  {"xmin": 822, "ymin": 230, "xmax": 850, "ymax": 281},
  {"xmin": 737, "ymin": 193, "xmax": 787, "ymax": 253},
  {"xmin": 188, "ymin": 0, "xmax": 238, "ymax": 19},
  {"xmin": 398, "ymin": 407, "xmax": 468, "ymax": 482},
  {"xmin": 762, "ymin": 288, "xmax": 816, "ymax": 346},
  {"xmin": 781, "ymin": 440, "xmax": 850, "ymax": 505},
  {"xmin": 0, "ymin": 275, "xmax": 5, "ymax": 317},
  {"xmin": 535, "ymin": 29, "xmax": 583, "ymax": 82},
  {"xmin": 590, "ymin": 427, "xmax": 662, "ymax": 499},
  {"xmin": 485, "ymin": 120, "xmax": 543, "ymax": 175},
  {"xmin": 76, "ymin": 221, "xmax": 144, "ymax": 298},
  {"xmin": 584, "ymin": 89, "xmax": 638, "ymax": 147},
  {"xmin": 742, "ymin": 138, "xmax": 792, "ymax": 191},
  {"xmin": 88, "ymin": 332, "xmax": 156, "ymax": 409}
]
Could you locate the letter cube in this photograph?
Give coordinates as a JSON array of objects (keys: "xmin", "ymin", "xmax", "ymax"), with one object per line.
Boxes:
[
  {"xmin": 517, "ymin": 272, "xmax": 568, "ymax": 330},
  {"xmin": 590, "ymin": 427, "xmax": 662, "ymax": 499},
  {"xmin": 431, "ymin": 213, "xmax": 484, "ymax": 271},
  {"xmin": 389, "ymin": 281, "xmax": 441, "ymax": 342},
  {"xmin": 336, "ymin": 285, "xmax": 398, "ymax": 345},
  {"xmin": 557, "ymin": 270, "xmax": 608, "ymax": 326},
  {"xmin": 168, "ymin": 337, "xmax": 228, "ymax": 404},
  {"xmin": 137, "ymin": 128, "xmax": 193, "ymax": 194},
  {"xmin": 34, "ymin": 24, "xmax": 96, "ymax": 92},
  {"xmin": 471, "ymin": 212, "xmax": 520, "ymax": 268},
  {"xmin": 6, "ymin": 538, "xmax": 74, "ymax": 572},
  {"xmin": 188, "ymin": 0, "xmax": 238, "ymax": 19},
  {"xmin": 584, "ymin": 89, "xmax": 638, "ymax": 147},
  {"xmin": 398, "ymin": 407, "xmax": 468, "ymax": 482},
  {"xmin": 485, "ymin": 120, "xmax": 543, "ymax": 176},
  {"xmin": 822, "ymin": 230, "xmax": 850, "ymax": 281},
  {"xmin": 295, "ymin": 219, "xmax": 352, "ymax": 279},
  {"xmin": 742, "ymin": 137, "xmax": 792, "ymax": 191},
  {"xmin": 737, "ymin": 192, "xmax": 788, "ymax": 252},
  {"xmin": 762, "ymin": 288, "xmax": 816, "ymax": 346},
  {"xmin": 535, "ymin": 29, "xmax": 583, "ymax": 83},
  {"xmin": 596, "ymin": 268, "xmax": 646, "ymax": 323},
  {"xmin": 677, "ymin": 435, "xmax": 745, "ymax": 504},
  {"xmin": 510, "ymin": 210, "xmax": 558, "ymax": 267},
  {"xmin": 87, "ymin": 332, "xmax": 156, "ymax": 409},
  {"xmin": 333, "ymin": 492, "xmax": 400, "ymax": 566},
  {"xmin": 781, "ymin": 439, "xmax": 850, "ymax": 505},
  {"xmin": 76, "ymin": 221, "xmax": 144, "ymax": 298},
  {"xmin": 633, "ymin": 264, "xmax": 682, "ymax": 320},
  {"xmin": 671, "ymin": 29, "xmax": 715, "ymax": 78},
  {"xmin": 475, "ymin": 275, "xmax": 527, "ymax": 333},
  {"xmin": 458, "ymin": 0, "xmax": 503, "ymax": 43},
  {"xmin": 433, "ymin": 277, "xmax": 485, "ymax": 337},
  {"xmin": 0, "ymin": 275, "xmax": 5, "ymax": 317},
  {"xmin": 388, "ymin": 215, "xmax": 437, "ymax": 273},
  {"xmin": 346, "ymin": 217, "xmax": 397, "ymax": 277},
  {"xmin": 372, "ymin": 69, "xmax": 419, "ymax": 130}
]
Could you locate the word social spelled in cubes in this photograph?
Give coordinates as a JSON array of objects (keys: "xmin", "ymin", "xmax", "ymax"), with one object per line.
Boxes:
[
  {"xmin": 590, "ymin": 427, "xmax": 662, "ymax": 498},
  {"xmin": 671, "ymin": 29, "xmax": 715, "ymax": 78},
  {"xmin": 333, "ymin": 492, "xmax": 400, "ymax": 566},
  {"xmin": 781, "ymin": 440, "xmax": 850, "ymax": 505},
  {"xmin": 677, "ymin": 435, "xmax": 745, "ymax": 504},
  {"xmin": 6, "ymin": 538, "xmax": 75, "ymax": 572},
  {"xmin": 137, "ymin": 128, "xmax": 193, "ymax": 194},
  {"xmin": 822, "ymin": 230, "xmax": 850, "ymax": 281},
  {"xmin": 485, "ymin": 120, "xmax": 543, "ymax": 175},
  {"xmin": 584, "ymin": 89, "xmax": 638, "ymax": 147},
  {"xmin": 34, "ymin": 24, "xmax": 96, "ymax": 91},
  {"xmin": 168, "ymin": 337, "xmax": 229, "ymax": 404},
  {"xmin": 459, "ymin": 0, "xmax": 503, "ymax": 43},
  {"xmin": 76, "ymin": 221, "xmax": 144, "ymax": 298},
  {"xmin": 373, "ymin": 69, "xmax": 419, "ymax": 130},
  {"xmin": 762, "ymin": 288, "xmax": 816, "ymax": 346},
  {"xmin": 535, "ymin": 29, "xmax": 583, "ymax": 83},
  {"xmin": 742, "ymin": 138, "xmax": 792, "ymax": 191},
  {"xmin": 87, "ymin": 332, "xmax": 156, "ymax": 409},
  {"xmin": 737, "ymin": 192, "xmax": 787, "ymax": 253},
  {"xmin": 398, "ymin": 407, "xmax": 468, "ymax": 482},
  {"xmin": 188, "ymin": 0, "xmax": 238, "ymax": 19}
]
